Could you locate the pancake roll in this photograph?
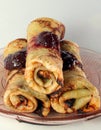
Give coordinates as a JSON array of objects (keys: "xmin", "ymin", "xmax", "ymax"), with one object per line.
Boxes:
[
  {"xmin": 25, "ymin": 17, "xmax": 65, "ymax": 94},
  {"xmin": 50, "ymin": 40, "xmax": 100, "ymax": 113},
  {"xmin": 3, "ymin": 39, "xmax": 38, "ymax": 113}
]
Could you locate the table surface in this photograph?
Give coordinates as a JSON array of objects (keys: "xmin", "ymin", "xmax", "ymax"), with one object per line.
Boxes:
[{"xmin": 0, "ymin": 0, "xmax": 101, "ymax": 129}]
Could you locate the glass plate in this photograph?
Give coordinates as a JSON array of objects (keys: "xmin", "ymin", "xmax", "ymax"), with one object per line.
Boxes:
[{"xmin": 0, "ymin": 48, "xmax": 101, "ymax": 125}]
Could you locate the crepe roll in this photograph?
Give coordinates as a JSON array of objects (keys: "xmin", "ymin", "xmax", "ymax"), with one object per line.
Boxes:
[
  {"xmin": 4, "ymin": 69, "xmax": 38, "ymax": 112},
  {"xmin": 25, "ymin": 17, "xmax": 65, "ymax": 94},
  {"xmin": 3, "ymin": 39, "xmax": 38, "ymax": 112},
  {"xmin": 51, "ymin": 40, "xmax": 100, "ymax": 113}
]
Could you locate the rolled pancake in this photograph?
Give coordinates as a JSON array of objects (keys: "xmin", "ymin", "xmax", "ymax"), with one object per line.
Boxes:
[
  {"xmin": 4, "ymin": 69, "xmax": 38, "ymax": 112},
  {"xmin": 25, "ymin": 17, "xmax": 65, "ymax": 94},
  {"xmin": 3, "ymin": 39, "xmax": 37, "ymax": 113},
  {"xmin": 51, "ymin": 40, "xmax": 100, "ymax": 113}
]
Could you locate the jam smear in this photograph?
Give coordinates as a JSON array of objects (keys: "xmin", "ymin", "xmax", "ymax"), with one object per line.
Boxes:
[
  {"xmin": 61, "ymin": 50, "xmax": 83, "ymax": 71},
  {"xmin": 35, "ymin": 31, "xmax": 60, "ymax": 51},
  {"xmin": 4, "ymin": 48, "xmax": 26, "ymax": 70}
]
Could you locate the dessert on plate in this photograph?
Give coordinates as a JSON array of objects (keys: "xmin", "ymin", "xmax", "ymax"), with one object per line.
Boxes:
[{"xmin": 2, "ymin": 17, "xmax": 100, "ymax": 117}]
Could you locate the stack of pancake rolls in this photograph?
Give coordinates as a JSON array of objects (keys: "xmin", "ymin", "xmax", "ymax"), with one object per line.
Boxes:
[{"xmin": 3, "ymin": 17, "xmax": 100, "ymax": 117}]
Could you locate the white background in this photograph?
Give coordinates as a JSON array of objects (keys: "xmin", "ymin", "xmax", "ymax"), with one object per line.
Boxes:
[{"xmin": 0, "ymin": 0, "xmax": 101, "ymax": 129}]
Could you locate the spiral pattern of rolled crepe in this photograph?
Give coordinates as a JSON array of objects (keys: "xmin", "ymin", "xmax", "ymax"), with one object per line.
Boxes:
[
  {"xmin": 4, "ymin": 69, "xmax": 38, "ymax": 112},
  {"xmin": 3, "ymin": 39, "xmax": 38, "ymax": 113},
  {"xmin": 25, "ymin": 17, "xmax": 65, "ymax": 94},
  {"xmin": 50, "ymin": 40, "xmax": 100, "ymax": 113}
]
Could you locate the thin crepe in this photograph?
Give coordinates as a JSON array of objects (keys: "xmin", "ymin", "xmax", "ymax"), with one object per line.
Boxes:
[
  {"xmin": 51, "ymin": 40, "xmax": 100, "ymax": 113},
  {"xmin": 25, "ymin": 17, "xmax": 65, "ymax": 94},
  {"xmin": 3, "ymin": 39, "xmax": 37, "ymax": 113}
]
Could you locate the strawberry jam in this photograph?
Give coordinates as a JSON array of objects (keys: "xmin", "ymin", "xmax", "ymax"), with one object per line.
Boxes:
[
  {"xmin": 61, "ymin": 50, "xmax": 83, "ymax": 71},
  {"xmin": 29, "ymin": 31, "xmax": 60, "ymax": 52},
  {"xmin": 4, "ymin": 48, "xmax": 26, "ymax": 70}
]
